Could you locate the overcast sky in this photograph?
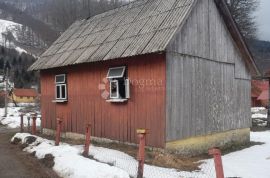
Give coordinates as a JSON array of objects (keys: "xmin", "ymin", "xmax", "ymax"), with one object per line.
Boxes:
[{"xmin": 255, "ymin": 0, "xmax": 270, "ymax": 41}]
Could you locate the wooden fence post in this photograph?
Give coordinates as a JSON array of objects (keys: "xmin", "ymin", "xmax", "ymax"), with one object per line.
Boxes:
[
  {"xmin": 20, "ymin": 114, "xmax": 24, "ymax": 133},
  {"xmin": 39, "ymin": 115, "xmax": 43, "ymax": 134},
  {"xmin": 27, "ymin": 116, "xmax": 31, "ymax": 132},
  {"xmin": 136, "ymin": 129, "xmax": 148, "ymax": 178},
  {"xmin": 208, "ymin": 148, "xmax": 225, "ymax": 178},
  {"xmin": 55, "ymin": 118, "xmax": 63, "ymax": 146},
  {"xmin": 32, "ymin": 114, "xmax": 37, "ymax": 135},
  {"xmin": 83, "ymin": 124, "xmax": 91, "ymax": 157}
]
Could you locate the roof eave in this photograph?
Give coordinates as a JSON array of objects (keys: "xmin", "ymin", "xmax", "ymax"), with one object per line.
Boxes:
[{"xmin": 214, "ymin": 0, "xmax": 261, "ymax": 77}]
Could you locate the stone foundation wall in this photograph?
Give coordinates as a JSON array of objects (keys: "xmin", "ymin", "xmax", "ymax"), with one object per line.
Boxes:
[{"xmin": 165, "ymin": 128, "xmax": 250, "ymax": 156}]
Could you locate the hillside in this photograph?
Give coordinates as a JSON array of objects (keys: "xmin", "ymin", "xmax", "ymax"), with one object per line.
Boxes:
[
  {"xmin": 0, "ymin": 45, "xmax": 38, "ymax": 89},
  {"xmin": 248, "ymin": 39, "xmax": 270, "ymax": 75}
]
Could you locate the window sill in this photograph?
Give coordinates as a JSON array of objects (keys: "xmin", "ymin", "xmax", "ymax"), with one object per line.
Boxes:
[
  {"xmin": 52, "ymin": 100, "xmax": 68, "ymax": 103},
  {"xmin": 106, "ymin": 99, "xmax": 128, "ymax": 103}
]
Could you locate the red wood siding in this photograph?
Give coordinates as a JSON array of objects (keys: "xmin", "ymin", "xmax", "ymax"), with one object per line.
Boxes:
[{"xmin": 40, "ymin": 53, "xmax": 166, "ymax": 148}]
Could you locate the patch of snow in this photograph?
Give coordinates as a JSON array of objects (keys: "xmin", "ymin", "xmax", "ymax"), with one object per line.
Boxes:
[
  {"xmin": 0, "ymin": 105, "xmax": 40, "ymax": 128},
  {"xmin": 15, "ymin": 46, "xmax": 27, "ymax": 54},
  {"xmin": 252, "ymin": 113, "xmax": 267, "ymax": 119},
  {"xmin": 251, "ymin": 107, "xmax": 266, "ymax": 113},
  {"xmin": 12, "ymin": 133, "xmax": 130, "ymax": 178},
  {"xmin": 11, "ymin": 131, "xmax": 270, "ymax": 178}
]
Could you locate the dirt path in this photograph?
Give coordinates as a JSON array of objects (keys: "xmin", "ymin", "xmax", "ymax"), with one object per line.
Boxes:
[{"xmin": 0, "ymin": 125, "xmax": 60, "ymax": 178}]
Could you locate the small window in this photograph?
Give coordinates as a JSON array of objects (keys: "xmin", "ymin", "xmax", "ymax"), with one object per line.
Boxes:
[
  {"xmin": 107, "ymin": 66, "xmax": 126, "ymax": 79},
  {"xmin": 55, "ymin": 74, "xmax": 67, "ymax": 101},
  {"xmin": 55, "ymin": 74, "xmax": 66, "ymax": 83},
  {"xmin": 107, "ymin": 66, "xmax": 130, "ymax": 102}
]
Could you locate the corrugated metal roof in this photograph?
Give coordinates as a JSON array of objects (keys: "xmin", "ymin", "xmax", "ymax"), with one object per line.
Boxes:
[{"xmin": 29, "ymin": 0, "xmax": 196, "ymax": 70}]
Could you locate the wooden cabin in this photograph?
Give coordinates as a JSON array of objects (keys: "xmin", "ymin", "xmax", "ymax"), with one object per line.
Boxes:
[
  {"xmin": 29, "ymin": 0, "xmax": 259, "ymax": 154},
  {"xmin": 9, "ymin": 88, "xmax": 38, "ymax": 103}
]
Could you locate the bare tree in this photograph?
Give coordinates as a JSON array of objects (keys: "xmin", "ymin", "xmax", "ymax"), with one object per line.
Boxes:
[{"xmin": 227, "ymin": 0, "xmax": 259, "ymax": 39}]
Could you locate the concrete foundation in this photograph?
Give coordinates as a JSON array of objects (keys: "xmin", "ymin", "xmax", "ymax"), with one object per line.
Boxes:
[
  {"xmin": 165, "ymin": 128, "xmax": 250, "ymax": 155},
  {"xmin": 43, "ymin": 128, "xmax": 250, "ymax": 156}
]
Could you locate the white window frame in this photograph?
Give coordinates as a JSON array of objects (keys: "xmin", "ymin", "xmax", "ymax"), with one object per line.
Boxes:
[
  {"xmin": 54, "ymin": 74, "xmax": 67, "ymax": 101},
  {"xmin": 107, "ymin": 66, "xmax": 126, "ymax": 79},
  {"xmin": 110, "ymin": 80, "xmax": 119, "ymax": 99},
  {"xmin": 125, "ymin": 79, "xmax": 130, "ymax": 99},
  {"xmin": 55, "ymin": 74, "xmax": 66, "ymax": 84},
  {"xmin": 55, "ymin": 84, "xmax": 67, "ymax": 100}
]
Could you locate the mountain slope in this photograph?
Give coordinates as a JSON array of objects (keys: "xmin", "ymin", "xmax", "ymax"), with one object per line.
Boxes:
[{"xmin": 0, "ymin": 19, "xmax": 27, "ymax": 53}]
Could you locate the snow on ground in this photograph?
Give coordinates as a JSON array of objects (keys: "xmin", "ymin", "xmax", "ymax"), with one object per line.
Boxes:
[
  {"xmin": 251, "ymin": 107, "xmax": 268, "ymax": 127},
  {"xmin": 11, "ymin": 131, "xmax": 270, "ymax": 178},
  {"xmin": 252, "ymin": 113, "xmax": 267, "ymax": 119},
  {"xmin": 0, "ymin": 19, "xmax": 27, "ymax": 53},
  {"xmin": 0, "ymin": 105, "xmax": 40, "ymax": 128},
  {"xmin": 251, "ymin": 107, "xmax": 266, "ymax": 113}
]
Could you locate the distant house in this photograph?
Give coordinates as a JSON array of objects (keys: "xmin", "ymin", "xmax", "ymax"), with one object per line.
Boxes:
[
  {"xmin": 10, "ymin": 88, "xmax": 38, "ymax": 103},
  {"xmin": 29, "ymin": 0, "xmax": 259, "ymax": 154},
  {"xmin": 251, "ymin": 80, "xmax": 268, "ymax": 107}
]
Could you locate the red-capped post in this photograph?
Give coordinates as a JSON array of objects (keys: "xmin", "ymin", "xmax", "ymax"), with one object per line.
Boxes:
[
  {"xmin": 32, "ymin": 114, "xmax": 37, "ymax": 135},
  {"xmin": 20, "ymin": 114, "xmax": 24, "ymax": 133},
  {"xmin": 208, "ymin": 148, "xmax": 225, "ymax": 178},
  {"xmin": 83, "ymin": 123, "xmax": 91, "ymax": 157},
  {"xmin": 136, "ymin": 129, "xmax": 148, "ymax": 178},
  {"xmin": 55, "ymin": 118, "xmax": 63, "ymax": 146}
]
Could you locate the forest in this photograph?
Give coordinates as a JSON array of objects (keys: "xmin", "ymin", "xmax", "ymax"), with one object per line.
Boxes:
[{"xmin": 0, "ymin": 45, "xmax": 38, "ymax": 88}]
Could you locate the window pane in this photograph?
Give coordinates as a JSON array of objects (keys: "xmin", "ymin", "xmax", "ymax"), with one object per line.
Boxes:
[
  {"xmin": 61, "ymin": 85, "xmax": 66, "ymax": 99},
  {"xmin": 110, "ymin": 81, "xmax": 118, "ymax": 98},
  {"xmin": 56, "ymin": 85, "xmax": 61, "ymax": 99},
  {"xmin": 55, "ymin": 74, "xmax": 65, "ymax": 83},
  {"xmin": 107, "ymin": 67, "xmax": 125, "ymax": 79},
  {"xmin": 118, "ymin": 79, "xmax": 126, "ymax": 98}
]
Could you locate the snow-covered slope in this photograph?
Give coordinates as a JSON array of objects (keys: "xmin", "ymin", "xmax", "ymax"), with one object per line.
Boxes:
[{"xmin": 0, "ymin": 19, "xmax": 27, "ymax": 53}]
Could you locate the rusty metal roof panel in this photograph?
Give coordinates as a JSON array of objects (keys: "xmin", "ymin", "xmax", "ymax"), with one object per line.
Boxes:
[{"xmin": 30, "ymin": 0, "xmax": 196, "ymax": 70}]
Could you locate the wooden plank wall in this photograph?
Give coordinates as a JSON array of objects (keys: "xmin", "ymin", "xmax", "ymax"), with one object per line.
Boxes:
[
  {"xmin": 40, "ymin": 53, "xmax": 166, "ymax": 148},
  {"xmin": 165, "ymin": 0, "xmax": 251, "ymax": 141}
]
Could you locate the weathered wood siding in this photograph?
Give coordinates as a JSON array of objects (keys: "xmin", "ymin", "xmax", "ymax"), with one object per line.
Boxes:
[
  {"xmin": 40, "ymin": 53, "xmax": 166, "ymax": 147},
  {"xmin": 165, "ymin": 0, "xmax": 251, "ymax": 141}
]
